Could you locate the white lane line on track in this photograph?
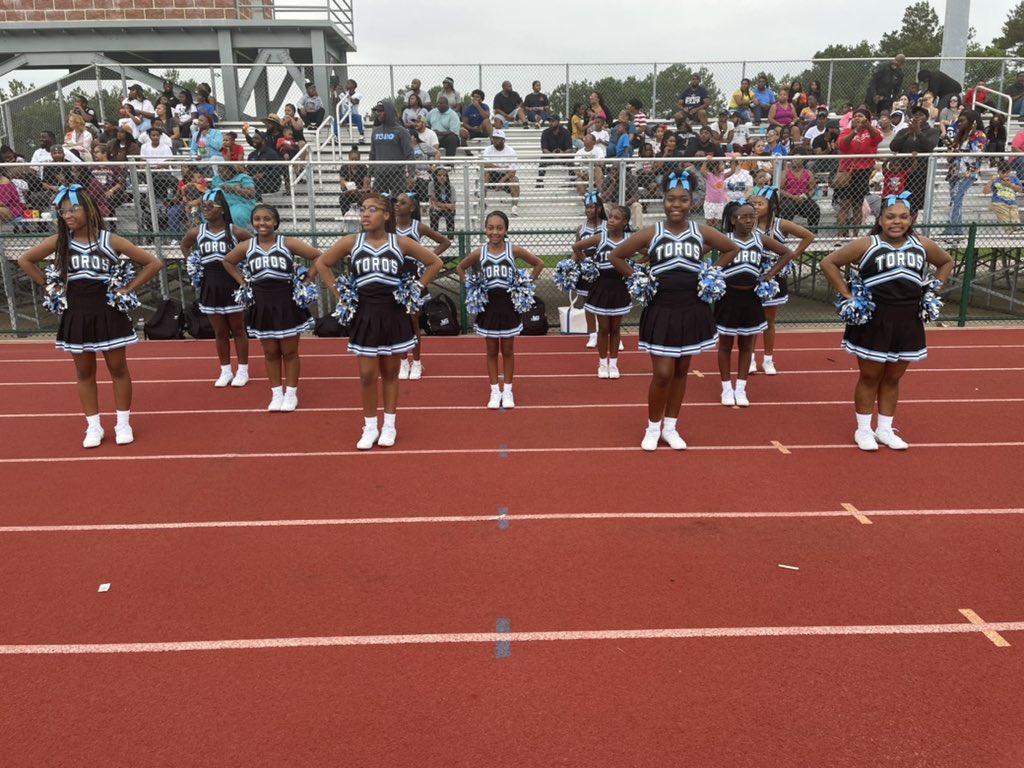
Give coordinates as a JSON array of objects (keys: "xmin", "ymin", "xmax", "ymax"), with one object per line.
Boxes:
[
  {"xmin": 3, "ymin": 397, "xmax": 1021, "ymax": 419},
  {"xmin": 3, "ymin": 367, "xmax": 1023, "ymax": 386},
  {"xmin": 1, "ymin": 508, "xmax": 1021, "ymax": 533},
  {"xmin": 2, "ymin": 619, "xmax": 1022, "ymax": 655},
  {"xmin": 1, "ymin": 441, "xmax": 1022, "ymax": 465},
  {"xmin": 959, "ymin": 609, "xmax": 1012, "ymax": 647},
  {"xmin": 1, "ymin": 343, "xmax": 1022, "ymax": 364}
]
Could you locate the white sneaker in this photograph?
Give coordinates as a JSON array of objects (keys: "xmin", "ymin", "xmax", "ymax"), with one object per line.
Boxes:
[
  {"xmin": 398, "ymin": 359, "xmax": 411, "ymax": 380},
  {"xmin": 487, "ymin": 391, "xmax": 502, "ymax": 409},
  {"xmin": 231, "ymin": 369, "xmax": 249, "ymax": 387},
  {"xmin": 280, "ymin": 391, "xmax": 298, "ymax": 412},
  {"xmin": 641, "ymin": 428, "xmax": 660, "ymax": 451},
  {"xmin": 598, "ymin": 360, "xmax": 609, "ymax": 379},
  {"xmin": 409, "ymin": 360, "xmax": 423, "ymax": 380},
  {"xmin": 586, "ymin": 332, "xmax": 597, "ymax": 349},
  {"xmin": 762, "ymin": 359, "xmax": 777, "ymax": 376},
  {"xmin": 721, "ymin": 389, "xmax": 736, "ymax": 407},
  {"xmin": 734, "ymin": 390, "xmax": 750, "ymax": 407},
  {"xmin": 511, "ymin": 205, "xmax": 519, "ymax": 217},
  {"xmin": 608, "ymin": 362, "xmax": 620, "ymax": 379},
  {"xmin": 501, "ymin": 389, "xmax": 515, "ymax": 409},
  {"xmin": 114, "ymin": 424, "xmax": 134, "ymax": 445},
  {"xmin": 357, "ymin": 426, "xmax": 379, "ymax": 450},
  {"xmin": 83, "ymin": 425, "xmax": 104, "ymax": 449},
  {"xmin": 874, "ymin": 428, "xmax": 909, "ymax": 450},
  {"xmin": 378, "ymin": 424, "xmax": 397, "ymax": 447},
  {"xmin": 854, "ymin": 428, "xmax": 879, "ymax": 451},
  {"xmin": 661, "ymin": 429, "xmax": 687, "ymax": 450},
  {"xmin": 748, "ymin": 357, "xmax": 758, "ymax": 374},
  {"xmin": 215, "ymin": 369, "xmax": 233, "ymax": 387},
  {"xmin": 267, "ymin": 392, "xmax": 284, "ymax": 412}
]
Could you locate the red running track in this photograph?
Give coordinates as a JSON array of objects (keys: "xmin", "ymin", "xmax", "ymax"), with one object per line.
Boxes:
[{"xmin": 0, "ymin": 328, "xmax": 1023, "ymax": 766}]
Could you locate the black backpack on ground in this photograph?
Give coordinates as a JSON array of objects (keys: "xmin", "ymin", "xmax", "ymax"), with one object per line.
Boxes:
[
  {"xmin": 143, "ymin": 299, "xmax": 185, "ymax": 340},
  {"xmin": 422, "ymin": 293, "xmax": 461, "ymax": 336},
  {"xmin": 184, "ymin": 301, "xmax": 215, "ymax": 340},
  {"xmin": 520, "ymin": 297, "xmax": 549, "ymax": 336},
  {"xmin": 314, "ymin": 314, "xmax": 349, "ymax": 337}
]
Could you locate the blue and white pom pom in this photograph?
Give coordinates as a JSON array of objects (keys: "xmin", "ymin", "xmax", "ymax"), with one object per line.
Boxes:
[
  {"xmin": 292, "ymin": 265, "xmax": 319, "ymax": 308},
  {"xmin": 393, "ymin": 273, "xmax": 429, "ymax": 314},
  {"xmin": 920, "ymin": 278, "xmax": 943, "ymax": 323},
  {"xmin": 755, "ymin": 277, "xmax": 780, "ymax": 302},
  {"xmin": 43, "ymin": 264, "xmax": 67, "ymax": 315},
  {"xmin": 106, "ymin": 259, "xmax": 141, "ymax": 314},
  {"xmin": 186, "ymin": 251, "xmax": 203, "ymax": 290},
  {"xmin": 835, "ymin": 278, "xmax": 875, "ymax": 326},
  {"xmin": 697, "ymin": 262, "xmax": 727, "ymax": 304},
  {"xmin": 332, "ymin": 273, "xmax": 359, "ymax": 325},
  {"xmin": 553, "ymin": 259, "xmax": 581, "ymax": 292},
  {"xmin": 625, "ymin": 264, "xmax": 658, "ymax": 306},
  {"xmin": 464, "ymin": 271, "xmax": 489, "ymax": 315},
  {"xmin": 578, "ymin": 257, "xmax": 600, "ymax": 284},
  {"xmin": 232, "ymin": 264, "xmax": 254, "ymax": 308},
  {"xmin": 508, "ymin": 267, "xmax": 537, "ymax": 313}
]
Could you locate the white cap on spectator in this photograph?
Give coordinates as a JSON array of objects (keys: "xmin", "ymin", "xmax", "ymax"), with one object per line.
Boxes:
[{"xmin": 492, "ymin": 129, "xmax": 506, "ymax": 139}]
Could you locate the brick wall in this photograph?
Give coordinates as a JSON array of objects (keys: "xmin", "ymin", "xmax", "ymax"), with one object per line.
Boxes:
[{"xmin": 0, "ymin": 0, "xmax": 274, "ymax": 24}]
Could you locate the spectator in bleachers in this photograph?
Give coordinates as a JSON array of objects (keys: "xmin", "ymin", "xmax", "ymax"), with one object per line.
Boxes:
[
  {"xmin": 939, "ymin": 95, "xmax": 962, "ymax": 141},
  {"xmin": 768, "ymin": 88, "xmax": 796, "ymax": 128},
  {"xmin": 123, "ymin": 84, "xmax": 155, "ymax": 134},
  {"xmin": 0, "ymin": 170, "xmax": 25, "ymax": 223},
  {"xmin": 574, "ymin": 133, "xmax": 603, "ymax": 195},
  {"xmin": 338, "ymin": 146, "xmax": 371, "ymax": 214},
  {"xmin": 412, "ymin": 115, "xmax": 440, "ymax": 156},
  {"xmin": 337, "ymin": 79, "xmax": 365, "ymax": 140},
  {"xmin": 905, "ymin": 81, "xmax": 922, "ymax": 106},
  {"xmin": 276, "ymin": 126, "xmax": 300, "ymax": 162},
  {"xmin": 211, "ymin": 163, "xmax": 258, "ymax": 226},
  {"xmin": 799, "ymin": 95, "xmax": 820, "ymax": 123},
  {"xmin": 730, "ymin": 112, "xmax": 751, "ymax": 152},
  {"xmin": 711, "ymin": 111, "xmax": 734, "ymax": 150},
  {"xmin": 107, "ymin": 126, "xmax": 141, "ymax": 163},
  {"xmin": 430, "ymin": 166, "xmax": 457, "ymax": 234},
  {"xmin": 589, "ymin": 116, "xmax": 610, "ymax": 157},
  {"xmin": 140, "ymin": 126, "xmax": 177, "ymax": 201},
  {"xmin": 987, "ymin": 114, "xmax": 1007, "ymax": 155},
  {"xmin": 836, "ymin": 107, "xmax": 882, "ymax": 235},
  {"xmin": 964, "ymin": 82, "xmax": 989, "ymax": 114},
  {"xmin": 917, "ymin": 69, "xmax": 961, "ymax": 110},
  {"xmin": 788, "ymin": 80, "xmax": 808, "ymax": 114},
  {"xmin": 537, "ymin": 113, "xmax": 573, "ymax": 187},
  {"xmin": 247, "ymin": 132, "xmax": 284, "ymax": 195},
  {"xmin": 918, "ymin": 91, "xmax": 939, "ymax": 123},
  {"xmin": 889, "ymin": 110, "xmax": 907, "ymax": 134},
  {"xmin": 765, "ymin": 129, "xmax": 787, "ymax": 157},
  {"xmin": 426, "ymin": 97, "xmax": 462, "ymax": 156},
  {"xmin": 404, "ymin": 79, "xmax": 431, "ymax": 109},
  {"xmin": 608, "ymin": 111, "xmax": 635, "ymax": 158},
  {"xmin": 402, "ymin": 95, "xmax": 429, "ymax": 130},
  {"xmin": 984, "ymin": 160, "xmax": 1023, "ymax": 232},
  {"xmin": 439, "ymin": 77, "xmax": 462, "ymax": 112},
  {"xmin": 729, "ymin": 78, "xmax": 756, "ymax": 123},
  {"xmin": 89, "ymin": 145, "xmax": 128, "ymax": 214},
  {"xmin": 808, "ymin": 80, "xmax": 826, "ymax": 110},
  {"xmin": 779, "ymin": 156, "xmax": 820, "ymax": 229},
  {"xmin": 779, "ymin": 124, "xmax": 803, "ymax": 154},
  {"xmin": 153, "ymin": 103, "xmax": 181, "ymax": 151},
  {"xmin": 684, "ymin": 125, "xmax": 724, "ymax": 158},
  {"xmin": 174, "ymin": 90, "xmax": 196, "ymax": 141},
  {"xmin": 408, "ymin": 132, "xmax": 437, "ymax": 201},
  {"xmin": 1007, "ymin": 72, "xmax": 1024, "ymax": 118},
  {"xmin": 97, "ymin": 118, "xmax": 119, "ymax": 147},
  {"xmin": 117, "ymin": 103, "xmax": 142, "ymax": 140},
  {"xmin": 64, "ymin": 113, "xmax": 94, "ymax": 162},
  {"xmin": 570, "ymin": 102, "xmax": 588, "ymax": 149},
  {"xmin": 752, "ymin": 76, "xmax": 776, "ymax": 125},
  {"xmin": 523, "ymin": 81, "xmax": 551, "ymax": 127},
  {"xmin": 482, "ymin": 129, "xmax": 520, "ymax": 215},
  {"xmin": 40, "ymin": 146, "xmax": 74, "ymax": 199},
  {"xmin": 698, "ymin": 159, "xmax": 727, "ymax": 227},
  {"xmin": 297, "ymin": 83, "xmax": 325, "ymax": 127},
  {"xmin": 222, "ymin": 131, "xmax": 245, "ymax": 163},
  {"xmin": 167, "ymin": 167, "xmax": 209, "ymax": 233},
  {"xmin": 635, "ymin": 142, "xmax": 659, "ymax": 200},
  {"xmin": 283, "ymin": 105, "xmax": 308, "ymax": 147},
  {"xmin": 626, "ymin": 99, "xmax": 648, "ymax": 136},
  {"xmin": 463, "ymin": 90, "xmax": 493, "ymax": 140},
  {"xmin": 190, "ymin": 114, "xmax": 223, "ymax": 162},
  {"xmin": 66, "ymin": 163, "xmax": 111, "ymax": 221},
  {"xmin": 676, "ymin": 73, "xmax": 711, "ymax": 127},
  {"xmin": 944, "ymin": 110, "xmax": 987, "ymax": 236},
  {"xmin": 586, "ymin": 92, "xmax": 611, "ymax": 130},
  {"xmin": 369, "ymin": 99, "xmax": 414, "ymax": 197},
  {"xmin": 70, "ymin": 96, "xmax": 98, "ymax": 131},
  {"xmin": 876, "ymin": 111, "xmax": 896, "ymax": 152},
  {"xmin": 195, "ymin": 89, "xmax": 217, "ymax": 126},
  {"xmin": 493, "ymin": 81, "xmax": 526, "ymax": 125},
  {"xmin": 725, "ymin": 158, "xmax": 754, "ymax": 202},
  {"xmin": 866, "ymin": 54, "xmax": 905, "ymax": 114}
]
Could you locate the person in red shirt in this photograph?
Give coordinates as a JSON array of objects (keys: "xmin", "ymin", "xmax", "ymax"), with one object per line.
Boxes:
[
  {"xmin": 964, "ymin": 82, "xmax": 989, "ymax": 113},
  {"xmin": 221, "ymin": 131, "xmax": 245, "ymax": 163},
  {"xmin": 835, "ymin": 107, "xmax": 882, "ymax": 235}
]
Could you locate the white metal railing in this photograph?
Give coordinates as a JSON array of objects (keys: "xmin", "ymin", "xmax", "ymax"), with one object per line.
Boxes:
[{"xmin": 977, "ymin": 85, "xmax": 1013, "ymax": 120}]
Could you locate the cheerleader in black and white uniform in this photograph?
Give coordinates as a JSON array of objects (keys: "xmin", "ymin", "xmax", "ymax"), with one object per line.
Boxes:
[
  {"xmin": 572, "ymin": 204, "xmax": 636, "ymax": 379},
  {"xmin": 749, "ymin": 185, "xmax": 815, "ymax": 375},
  {"xmin": 317, "ymin": 193, "xmax": 442, "ymax": 449},
  {"xmin": 180, "ymin": 190, "xmax": 252, "ymax": 387},
  {"xmin": 716, "ymin": 200, "xmax": 794, "ymax": 407},
  {"xmin": 223, "ymin": 204, "xmax": 321, "ymax": 413},
  {"xmin": 821, "ymin": 194, "xmax": 952, "ymax": 451},
  {"xmin": 609, "ymin": 171, "xmax": 740, "ymax": 451},
  {"xmin": 456, "ymin": 210, "xmax": 544, "ymax": 410},
  {"xmin": 575, "ymin": 192, "xmax": 607, "ymax": 348},
  {"xmin": 393, "ymin": 192, "xmax": 451, "ymax": 380},
  {"xmin": 18, "ymin": 185, "xmax": 162, "ymax": 448}
]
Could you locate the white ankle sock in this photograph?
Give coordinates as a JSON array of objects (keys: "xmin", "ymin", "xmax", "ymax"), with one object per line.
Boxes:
[
  {"xmin": 663, "ymin": 417, "xmax": 677, "ymax": 432},
  {"xmin": 364, "ymin": 416, "xmax": 378, "ymax": 429},
  {"xmin": 735, "ymin": 379, "xmax": 747, "ymax": 394},
  {"xmin": 763, "ymin": 354, "xmax": 774, "ymax": 363},
  {"xmin": 86, "ymin": 413, "xmax": 101, "ymax": 429},
  {"xmin": 115, "ymin": 410, "xmax": 130, "ymax": 427},
  {"xmin": 877, "ymin": 414, "xmax": 894, "ymax": 432},
  {"xmin": 647, "ymin": 419, "xmax": 662, "ymax": 431},
  {"xmin": 490, "ymin": 384, "xmax": 500, "ymax": 395},
  {"xmin": 599, "ymin": 357, "xmax": 608, "ymax": 364},
  {"xmin": 383, "ymin": 412, "xmax": 396, "ymax": 428},
  {"xmin": 220, "ymin": 364, "xmax": 232, "ymax": 375},
  {"xmin": 721, "ymin": 381, "xmax": 734, "ymax": 393},
  {"xmin": 856, "ymin": 412, "xmax": 873, "ymax": 431},
  {"xmin": 504, "ymin": 384, "xmax": 513, "ymax": 393},
  {"xmin": 271, "ymin": 386, "xmax": 283, "ymax": 397},
  {"xmin": 285, "ymin": 386, "xmax": 297, "ymax": 396},
  {"xmin": 237, "ymin": 364, "xmax": 249, "ymax": 374}
]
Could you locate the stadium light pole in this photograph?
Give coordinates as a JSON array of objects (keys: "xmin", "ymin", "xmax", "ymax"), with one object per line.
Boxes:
[{"xmin": 939, "ymin": 0, "xmax": 970, "ymax": 86}]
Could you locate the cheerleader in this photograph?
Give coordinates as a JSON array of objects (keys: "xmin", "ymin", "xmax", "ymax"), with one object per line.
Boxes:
[
  {"xmin": 455, "ymin": 210, "xmax": 544, "ymax": 410},
  {"xmin": 609, "ymin": 171, "xmax": 740, "ymax": 451},
  {"xmin": 316, "ymin": 193, "xmax": 442, "ymax": 449},
  {"xmin": 575, "ymin": 192, "xmax": 607, "ymax": 348},
  {"xmin": 821, "ymin": 194, "xmax": 952, "ymax": 451},
  {"xmin": 716, "ymin": 200, "xmax": 794, "ymax": 406},
  {"xmin": 748, "ymin": 185, "xmax": 815, "ymax": 374},
  {"xmin": 180, "ymin": 190, "xmax": 253, "ymax": 387},
  {"xmin": 571, "ymin": 204, "xmax": 637, "ymax": 378},
  {"xmin": 17, "ymin": 185, "xmax": 162, "ymax": 448},
  {"xmin": 393, "ymin": 191, "xmax": 451, "ymax": 380},
  {"xmin": 223, "ymin": 204, "xmax": 321, "ymax": 413}
]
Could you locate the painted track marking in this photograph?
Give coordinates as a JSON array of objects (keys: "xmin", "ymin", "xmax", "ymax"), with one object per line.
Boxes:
[
  {"xmin": 959, "ymin": 609, "xmax": 1012, "ymax": 647},
  {"xmin": 842, "ymin": 502, "xmax": 873, "ymax": 525}
]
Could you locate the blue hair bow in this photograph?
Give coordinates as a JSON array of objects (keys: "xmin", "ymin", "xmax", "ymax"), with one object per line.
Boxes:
[
  {"xmin": 882, "ymin": 191, "xmax": 913, "ymax": 208},
  {"xmin": 583, "ymin": 191, "xmax": 599, "ymax": 205},
  {"xmin": 752, "ymin": 185, "xmax": 778, "ymax": 200},
  {"xmin": 667, "ymin": 172, "xmax": 690, "ymax": 191},
  {"xmin": 405, "ymin": 191, "xmax": 417, "ymax": 198},
  {"xmin": 52, "ymin": 184, "xmax": 84, "ymax": 207},
  {"xmin": 733, "ymin": 197, "xmax": 748, "ymax": 207},
  {"xmin": 201, "ymin": 190, "xmax": 221, "ymax": 203}
]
